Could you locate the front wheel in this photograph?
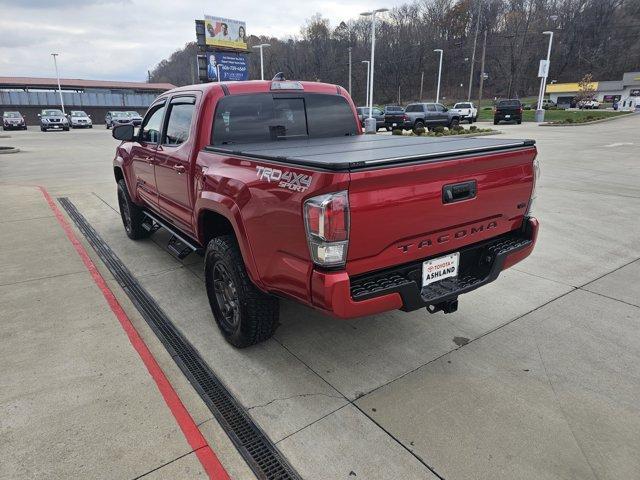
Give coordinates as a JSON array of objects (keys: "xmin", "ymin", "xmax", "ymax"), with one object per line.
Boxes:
[
  {"xmin": 205, "ymin": 235, "xmax": 279, "ymax": 348},
  {"xmin": 117, "ymin": 179, "xmax": 151, "ymax": 240},
  {"xmin": 449, "ymin": 118, "xmax": 460, "ymax": 128}
]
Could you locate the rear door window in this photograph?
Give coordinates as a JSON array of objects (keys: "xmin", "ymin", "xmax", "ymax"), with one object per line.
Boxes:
[
  {"xmin": 405, "ymin": 104, "xmax": 423, "ymax": 112},
  {"xmin": 426, "ymin": 104, "xmax": 437, "ymax": 112},
  {"xmin": 212, "ymin": 93, "xmax": 357, "ymax": 145}
]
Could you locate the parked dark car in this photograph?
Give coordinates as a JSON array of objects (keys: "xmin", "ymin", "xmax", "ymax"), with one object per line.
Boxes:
[
  {"xmin": 125, "ymin": 111, "xmax": 143, "ymax": 126},
  {"xmin": 68, "ymin": 110, "xmax": 93, "ymax": 128},
  {"xmin": 493, "ymin": 99, "xmax": 523, "ymax": 125},
  {"xmin": 356, "ymin": 107, "xmax": 386, "ymax": 131},
  {"xmin": 39, "ymin": 109, "xmax": 69, "ymax": 131},
  {"xmin": 2, "ymin": 111, "xmax": 27, "ymax": 130},
  {"xmin": 383, "ymin": 105, "xmax": 406, "ymax": 130},
  {"xmin": 105, "ymin": 111, "xmax": 132, "ymax": 129},
  {"xmin": 402, "ymin": 102, "xmax": 461, "ymax": 131}
]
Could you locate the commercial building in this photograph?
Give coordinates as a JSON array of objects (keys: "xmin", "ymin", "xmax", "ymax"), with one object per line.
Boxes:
[
  {"xmin": 0, "ymin": 77, "xmax": 174, "ymax": 125},
  {"xmin": 546, "ymin": 71, "xmax": 640, "ymax": 107}
]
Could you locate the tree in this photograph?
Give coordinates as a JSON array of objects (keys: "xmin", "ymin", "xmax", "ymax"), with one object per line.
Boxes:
[{"xmin": 576, "ymin": 73, "xmax": 596, "ymax": 103}]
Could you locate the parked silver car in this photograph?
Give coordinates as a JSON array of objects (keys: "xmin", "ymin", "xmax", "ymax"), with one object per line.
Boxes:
[{"xmin": 68, "ymin": 110, "xmax": 93, "ymax": 129}]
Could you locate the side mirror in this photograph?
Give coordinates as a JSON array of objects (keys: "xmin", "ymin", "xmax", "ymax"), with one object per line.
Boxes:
[{"xmin": 112, "ymin": 124, "xmax": 135, "ymax": 141}]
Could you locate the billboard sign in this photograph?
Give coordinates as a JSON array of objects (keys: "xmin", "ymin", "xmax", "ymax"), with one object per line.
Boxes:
[
  {"xmin": 204, "ymin": 15, "xmax": 247, "ymax": 50},
  {"xmin": 207, "ymin": 52, "xmax": 249, "ymax": 82}
]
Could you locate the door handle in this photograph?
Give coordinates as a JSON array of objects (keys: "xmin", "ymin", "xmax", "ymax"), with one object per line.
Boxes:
[
  {"xmin": 173, "ymin": 165, "xmax": 186, "ymax": 174},
  {"xmin": 442, "ymin": 181, "xmax": 477, "ymax": 203}
]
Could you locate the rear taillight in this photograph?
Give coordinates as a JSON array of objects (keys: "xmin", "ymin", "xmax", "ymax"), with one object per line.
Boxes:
[
  {"xmin": 526, "ymin": 158, "xmax": 540, "ymax": 217},
  {"xmin": 519, "ymin": 107, "xmax": 523, "ymax": 113},
  {"xmin": 304, "ymin": 191, "xmax": 350, "ymax": 267},
  {"xmin": 493, "ymin": 107, "xmax": 497, "ymax": 114},
  {"xmin": 403, "ymin": 114, "xmax": 409, "ymax": 121}
]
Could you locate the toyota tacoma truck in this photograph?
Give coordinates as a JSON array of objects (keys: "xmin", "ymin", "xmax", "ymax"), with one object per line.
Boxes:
[{"xmin": 111, "ymin": 78, "xmax": 539, "ymax": 348}]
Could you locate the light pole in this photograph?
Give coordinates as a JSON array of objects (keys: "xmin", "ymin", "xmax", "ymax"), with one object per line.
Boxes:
[
  {"xmin": 51, "ymin": 53, "xmax": 65, "ymax": 115},
  {"xmin": 348, "ymin": 47, "xmax": 352, "ymax": 96},
  {"xmin": 434, "ymin": 49, "xmax": 443, "ymax": 103},
  {"xmin": 361, "ymin": 60, "xmax": 370, "ymax": 106},
  {"xmin": 535, "ymin": 31, "xmax": 554, "ymax": 123},
  {"xmin": 252, "ymin": 43, "xmax": 271, "ymax": 80},
  {"xmin": 361, "ymin": 8, "xmax": 388, "ymax": 133}
]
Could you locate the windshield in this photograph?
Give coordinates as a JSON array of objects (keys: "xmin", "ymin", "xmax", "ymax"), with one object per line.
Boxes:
[
  {"xmin": 42, "ymin": 109, "xmax": 63, "ymax": 116},
  {"xmin": 125, "ymin": 111, "xmax": 140, "ymax": 117},
  {"xmin": 385, "ymin": 106, "xmax": 403, "ymax": 112},
  {"xmin": 112, "ymin": 112, "xmax": 128, "ymax": 118},
  {"xmin": 454, "ymin": 103, "xmax": 471, "ymax": 108},
  {"xmin": 3, "ymin": 112, "xmax": 21, "ymax": 118},
  {"xmin": 71, "ymin": 111, "xmax": 87, "ymax": 117}
]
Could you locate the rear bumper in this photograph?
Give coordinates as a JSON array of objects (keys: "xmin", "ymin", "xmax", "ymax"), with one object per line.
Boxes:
[{"xmin": 311, "ymin": 217, "xmax": 539, "ymax": 319}]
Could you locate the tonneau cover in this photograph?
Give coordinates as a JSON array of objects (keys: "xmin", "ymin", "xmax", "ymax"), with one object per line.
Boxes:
[{"xmin": 205, "ymin": 135, "xmax": 535, "ymax": 171}]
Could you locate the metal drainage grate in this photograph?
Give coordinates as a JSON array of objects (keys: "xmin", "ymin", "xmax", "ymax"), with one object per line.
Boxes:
[{"xmin": 58, "ymin": 198, "xmax": 300, "ymax": 480}]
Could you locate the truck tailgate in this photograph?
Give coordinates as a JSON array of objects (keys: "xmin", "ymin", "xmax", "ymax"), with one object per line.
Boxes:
[{"xmin": 346, "ymin": 145, "xmax": 537, "ymax": 276}]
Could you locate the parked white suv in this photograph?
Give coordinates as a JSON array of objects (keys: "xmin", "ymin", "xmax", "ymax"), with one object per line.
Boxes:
[
  {"xmin": 450, "ymin": 102, "xmax": 478, "ymax": 123},
  {"xmin": 578, "ymin": 99, "xmax": 600, "ymax": 109}
]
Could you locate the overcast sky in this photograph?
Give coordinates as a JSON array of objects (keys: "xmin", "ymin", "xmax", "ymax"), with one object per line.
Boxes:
[{"xmin": 0, "ymin": 0, "xmax": 406, "ymax": 82}]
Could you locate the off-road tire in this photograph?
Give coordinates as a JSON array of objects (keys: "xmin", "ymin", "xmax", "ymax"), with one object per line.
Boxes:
[
  {"xmin": 205, "ymin": 235, "xmax": 279, "ymax": 348},
  {"xmin": 493, "ymin": 120, "xmax": 499, "ymax": 125},
  {"xmin": 449, "ymin": 118, "xmax": 460, "ymax": 128},
  {"xmin": 517, "ymin": 120, "xmax": 522, "ymax": 125},
  {"xmin": 117, "ymin": 179, "xmax": 150, "ymax": 240}
]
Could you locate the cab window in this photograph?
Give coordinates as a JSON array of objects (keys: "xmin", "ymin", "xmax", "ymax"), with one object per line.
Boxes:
[
  {"xmin": 163, "ymin": 97, "xmax": 196, "ymax": 146},
  {"xmin": 140, "ymin": 102, "xmax": 166, "ymax": 144}
]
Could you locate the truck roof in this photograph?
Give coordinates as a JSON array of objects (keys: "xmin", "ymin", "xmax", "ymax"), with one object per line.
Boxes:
[
  {"xmin": 166, "ymin": 80, "xmax": 344, "ymax": 97},
  {"xmin": 207, "ymin": 135, "xmax": 535, "ymax": 171}
]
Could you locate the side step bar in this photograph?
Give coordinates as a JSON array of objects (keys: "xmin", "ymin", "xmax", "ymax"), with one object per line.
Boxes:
[{"xmin": 142, "ymin": 211, "xmax": 204, "ymax": 259}]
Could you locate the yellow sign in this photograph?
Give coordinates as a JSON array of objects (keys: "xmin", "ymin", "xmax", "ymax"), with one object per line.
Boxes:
[{"xmin": 204, "ymin": 15, "xmax": 247, "ymax": 51}]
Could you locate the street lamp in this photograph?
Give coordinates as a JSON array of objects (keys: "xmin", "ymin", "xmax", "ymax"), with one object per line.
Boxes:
[
  {"xmin": 434, "ymin": 49, "xmax": 443, "ymax": 103},
  {"xmin": 252, "ymin": 43, "xmax": 271, "ymax": 81},
  {"xmin": 535, "ymin": 31, "xmax": 554, "ymax": 122},
  {"xmin": 361, "ymin": 60, "xmax": 370, "ymax": 107},
  {"xmin": 360, "ymin": 7, "xmax": 388, "ymax": 133},
  {"xmin": 51, "ymin": 53, "xmax": 65, "ymax": 115}
]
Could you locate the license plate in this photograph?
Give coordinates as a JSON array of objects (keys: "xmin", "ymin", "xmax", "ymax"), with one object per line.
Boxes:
[
  {"xmin": 422, "ymin": 252, "xmax": 459, "ymax": 287},
  {"xmin": 505, "ymin": 114, "xmax": 511, "ymax": 118},
  {"xmin": 52, "ymin": 126, "xmax": 60, "ymax": 129},
  {"xmin": 392, "ymin": 123, "xmax": 397, "ymax": 127}
]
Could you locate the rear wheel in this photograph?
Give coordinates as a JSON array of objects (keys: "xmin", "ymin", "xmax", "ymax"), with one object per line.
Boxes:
[
  {"xmin": 205, "ymin": 235, "xmax": 279, "ymax": 348},
  {"xmin": 493, "ymin": 119, "xmax": 499, "ymax": 125},
  {"xmin": 413, "ymin": 120, "xmax": 425, "ymax": 133},
  {"xmin": 449, "ymin": 118, "xmax": 460, "ymax": 128},
  {"xmin": 117, "ymin": 179, "xmax": 151, "ymax": 240}
]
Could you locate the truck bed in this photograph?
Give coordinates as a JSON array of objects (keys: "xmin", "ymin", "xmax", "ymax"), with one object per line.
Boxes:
[{"xmin": 205, "ymin": 135, "xmax": 535, "ymax": 171}]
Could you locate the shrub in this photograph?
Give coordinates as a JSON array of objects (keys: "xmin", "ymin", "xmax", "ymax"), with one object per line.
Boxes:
[
  {"xmin": 414, "ymin": 127, "xmax": 426, "ymax": 135},
  {"xmin": 565, "ymin": 117, "xmax": 574, "ymax": 123},
  {"xmin": 433, "ymin": 126, "xmax": 445, "ymax": 134},
  {"xmin": 451, "ymin": 124, "xmax": 464, "ymax": 132},
  {"xmin": 469, "ymin": 125, "xmax": 478, "ymax": 131},
  {"xmin": 392, "ymin": 129, "xmax": 403, "ymax": 135}
]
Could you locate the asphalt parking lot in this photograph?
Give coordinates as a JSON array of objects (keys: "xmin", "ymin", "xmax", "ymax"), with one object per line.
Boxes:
[{"xmin": 1, "ymin": 117, "xmax": 639, "ymax": 479}]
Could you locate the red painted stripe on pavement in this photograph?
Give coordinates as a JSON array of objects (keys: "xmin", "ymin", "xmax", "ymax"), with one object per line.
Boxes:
[{"xmin": 38, "ymin": 186, "xmax": 231, "ymax": 480}]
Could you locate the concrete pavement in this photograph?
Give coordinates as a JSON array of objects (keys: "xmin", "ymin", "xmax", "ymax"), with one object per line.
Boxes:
[{"xmin": 1, "ymin": 118, "xmax": 639, "ymax": 479}]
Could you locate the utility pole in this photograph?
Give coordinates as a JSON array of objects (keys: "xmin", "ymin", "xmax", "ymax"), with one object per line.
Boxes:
[
  {"xmin": 398, "ymin": 84, "xmax": 401, "ymax": 104},
  {"xmin": 477, "ymin": 30, "xmax": 487, "ymax": 111},
  {"xmin": 348, "ymin": 47, "xmax": 352, "ymax": 96},
  {"xmin": 467, "ymin": 0, "xmax": 481, "ymax": 101},
  {"xmin": 434, "ymin": 49, "xmax": 443, "ymax": 103},
  {"xmin": 51, "ymin": 53, "xmax": 65, "ymax": 115},
  {"xmin": 419, "ymin": 71, "xmax": 424, "ymax": 100}
]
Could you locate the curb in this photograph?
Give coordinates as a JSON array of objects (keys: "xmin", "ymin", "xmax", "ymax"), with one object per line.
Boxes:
[
  {"xmin": 0, "ymin": 146, "xmax": 19, "ymax": 154},
  {"xmin": 539, "ymin": 112, "xmax": 635, "ymax": 127}
]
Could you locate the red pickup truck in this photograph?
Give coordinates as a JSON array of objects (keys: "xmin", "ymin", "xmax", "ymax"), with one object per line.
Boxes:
[{"xmin": 112, "ymin": 79, "xmax": 539, "ymax": 347}]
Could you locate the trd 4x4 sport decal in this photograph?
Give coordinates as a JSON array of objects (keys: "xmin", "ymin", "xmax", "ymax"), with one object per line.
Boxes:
[{"xmin": 256, "ymin": 166, "xmax": 312, "ymax": 193}]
